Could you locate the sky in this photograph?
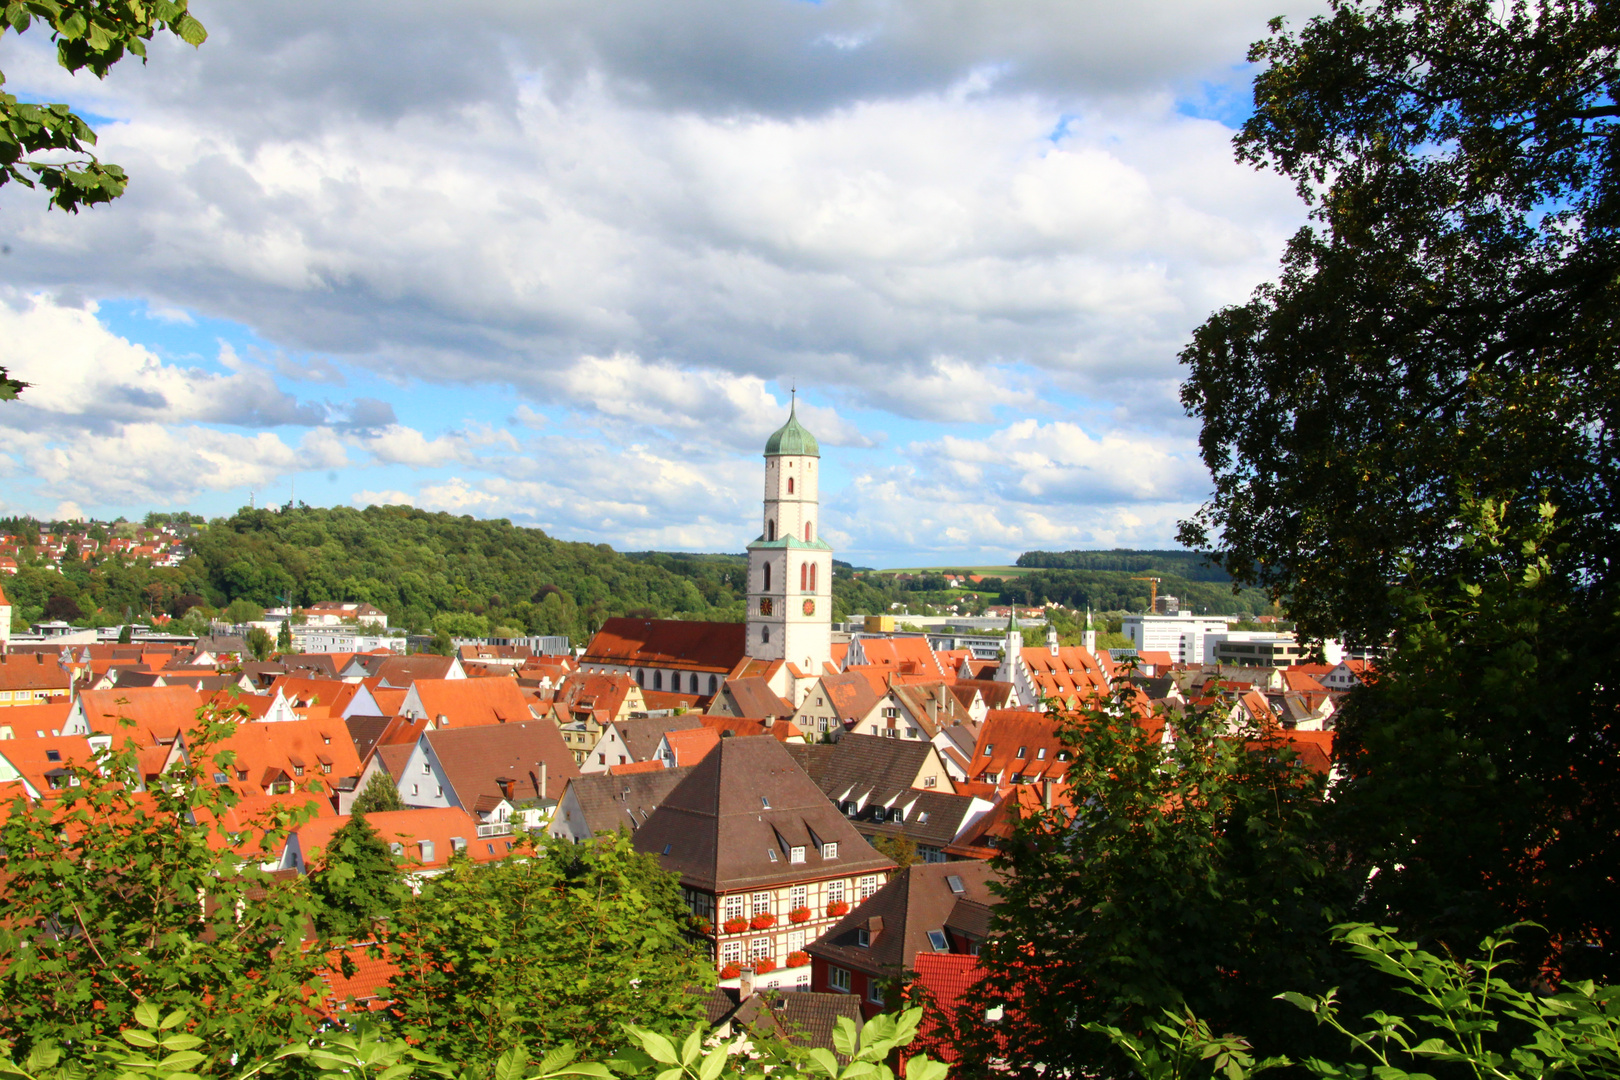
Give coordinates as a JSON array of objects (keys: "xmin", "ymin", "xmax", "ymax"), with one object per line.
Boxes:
[{"xmin": 0, "ymin": 0, "xmax": 1322, "ymax": 568}]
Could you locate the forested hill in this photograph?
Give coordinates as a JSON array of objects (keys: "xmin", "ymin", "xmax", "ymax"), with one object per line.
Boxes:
[{"xmin": 1016, "ymin": 548, "xmax": 1233, "ymax": 582}]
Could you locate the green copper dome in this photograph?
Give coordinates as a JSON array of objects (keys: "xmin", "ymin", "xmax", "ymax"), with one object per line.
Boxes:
[{"xmin": 764, "ymin": 401, "xmax": 820, "ymax": 457}]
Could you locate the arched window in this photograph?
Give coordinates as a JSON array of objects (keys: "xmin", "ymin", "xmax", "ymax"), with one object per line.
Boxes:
[
  {"xmin": 800, "ymin": 562, "xmax": 808, "ymax": 592},
  {"xmin": 787, "ymin": 477, "xmax": 794, "ymax": 494},
  {"xmin": 763, "ymin": 627, "xmax": 771, "ymax": 644},
  {"xmin": 708, "ymin": 674, "xmax": 718, "ymax": 694},
  {"xmin": 805, "ymin": 521, "xmax": 813, "ymax": 542},
  {"xmin": 810, "ymin": 562, "xmax": 817, "ymax": 592},
  {"xmin": 636, "ymin": 668, "xmax": 645, "ymax": 687},
  {"xmin": 653, "ymin": 670, "xmax": 663, "ymax": 691},
  {"xmin": 764, "ymin": 562, "xmax": 771, "ymax": 591},
  {"xmin": 689, "ymin": 672, "xmax": 699, "ymax": 693},
  {"xmin": 767, "ymin": 520, "xmax": 776, "ymax": 541}
]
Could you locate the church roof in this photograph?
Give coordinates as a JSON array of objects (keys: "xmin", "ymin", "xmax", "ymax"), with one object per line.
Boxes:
[{"xmin": 764, "ymin": 402, "xmax": 820, "ymax": 458}]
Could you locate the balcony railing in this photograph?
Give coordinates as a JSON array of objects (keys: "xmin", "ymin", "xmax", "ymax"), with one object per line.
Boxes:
[{"xmin": 477, "ymin": 822, "xmax": 514, "ymax": 838}]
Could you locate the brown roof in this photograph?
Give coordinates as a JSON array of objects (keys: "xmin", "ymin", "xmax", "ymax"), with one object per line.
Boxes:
[
  {"xmin": 345, "ymin": 714, "xmax": 394, "ymax": 761},
  {"xmin": 372, "ymin": 655, "xmax": 458, "ymax": 688},
  {"xmin": 951, "ymin": 679, "xmax": 1014, "ymax": 710},
  {"xmin": 582, "ymin": 618, "xmax": 747, "ymax": 674},
  {"xmin": 556, "ymin": 765, "xmax": 694, "ymax": 839},
  {"xmin": 633, "ymin": 735, "xmax": 894, "ymax": 892},
  {"xmin": 610, "ymin": 715, "xmax": 705, "ymax": 762},
  {"xmin": 718, "ymin": 677, "xmax": 794, "ymax": 718},
  {"xmin": 802, "ymin": 670, "xmax": 885, "ymax": 723},
  {"xmin": 710, "ymin": 988, "xmax": 865, "ymax": 1054},
  {"xmin": 423, "ymin": 720, "xmax": 580, "ymax": 808},
  {"xmin": 373, "ymin": 742, "xmax": 415, "ymax": 781},
  {"xmin": 969, "ymin": 710, "xmax": 1069, "ymax": 785},
  {"xmin": 663, "ymin": 726, "xmax": 721, "ymax": 766},
  {"xmin": 807, "ymin": 860, "xmax": 999, "ymax": 977}
]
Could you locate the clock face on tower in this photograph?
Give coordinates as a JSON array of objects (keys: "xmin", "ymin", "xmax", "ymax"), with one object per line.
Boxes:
[
  {"xmin": 760, "ymin": 598, "xmax": 773, "ymax": 615},
  {"xmin": 803, "ymin": 599, "xmax": 816, "ymax": 615}
]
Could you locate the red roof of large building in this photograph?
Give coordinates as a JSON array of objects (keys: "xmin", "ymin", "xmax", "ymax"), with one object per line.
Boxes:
[
  {"xmin": 0, "ymin": 653, "xmax": 73, "ymax": 693},
  {"xmin": 78, "ymin": 686, "xmax": 205, "ymax": 746},
  {"xmin": 967, "ymin": 710, "xmax": 1070, "ymax": 786},
  {"xmin": 409, "ymin": 677, "xmax": 537, "ymax": 728},
  {"xmin": 582, "ymin": 618, "xmax": 747, "ymax": 674}
]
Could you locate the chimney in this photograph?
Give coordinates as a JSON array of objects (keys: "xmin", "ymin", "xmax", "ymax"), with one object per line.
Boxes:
[
  {"xmin": 1042, "ymin": 779, "xmax": 1054, "ymax": 810},
  {"xmin": 538, "ymin": 760, "xmax": 548, "ymax": 800},
  {"xmin": 739, "ymin": 964, "xmax": 756, "ymax": 999}
]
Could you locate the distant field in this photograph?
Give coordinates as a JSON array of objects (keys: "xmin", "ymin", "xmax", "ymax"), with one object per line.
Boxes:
[{"xmin": 869, "ymin": 565, "xmax": 1034, "ymax": 576}]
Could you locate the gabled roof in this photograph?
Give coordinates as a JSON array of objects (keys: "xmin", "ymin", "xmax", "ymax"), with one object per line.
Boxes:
[
  {"xmin": 720, "ymin": 677, "xmax": 794, "ymax": 718},
  {"xmin": 294, "ymin": 807, "xmax": 502, "ymax": 871},
  {"xmin": 807, "ymin": 860, "xmax": 999, "ymax": 977},
  {"xmin": 1018, "ymin": 646, "xmax": 1109, "ymax": 707},
  {"xmin": 950, "ymin": 679, "xmax": 1014, "ymax": 711},
  {"xmin": 410, "ymin": 678, "xmax": 536, "ymax": 727},
  {"xmin": 555, "ymin": 765, "xmax": 694, "ymax": 839},
  {"xmin": 581, "ymin": 618, "xmax": 747, "ymax": 674},
  {"xmin": 909, "ymin": 953, "xmax": 990, "ymax": 1063},
  {"xmin": 967, "ymin": 710, "xmax": 1069, "ymax": 785},
  {"xmin": 197, "ymin": 716, "xmax": 364, "ymax": 799},
  {"xmin": 79, "ymin": 686, "xmax": 204, "ymax": 746},
  {"xmin": 663, "ymin": 726, "xmax": 721, "ymax": 766},
  {"xmin": 805, "ymin": 670, "xmax": 885, "ymax": 722},
  {"xmin": 799, "ymin": 733, "xmax": 937, "ymax": 807},
  {"xmin": 848, "ymin": 637, "xmax": 947, "ymax": 678},
  {"xmin": 698, "ymin": 715, "xmax": 804, "ymax": 742},
  {"xmin": 345, "ymin": 715, "xmax": 394, "ymax": 761},
  {"xmin": 0, "ymin": 732, "xmax": 99, "ymax": 798},
  {"xmin": 0, "ymin": 700, "xmax": 75, "ymax": 738},
  {"xmin": 633, "ymin": 735, "xmax": 893, "ymax": 892},
  {"xmin": 371, "ymin": 655, "xmax": 460, "ymax": 688},
  {"xmin": 269, "ymin": 675, "xmax": 365, "ymax": 714},
  {"xmin": 0, "ymin": 653, "xmax": 72, "ymax": 692},
  {"xmin": 611, "ymin": 715, "xmax": 704, "ymax": 761},
  {"xmin": 423, "ymin": 720, "xmax": 579, "ymax": 808}
]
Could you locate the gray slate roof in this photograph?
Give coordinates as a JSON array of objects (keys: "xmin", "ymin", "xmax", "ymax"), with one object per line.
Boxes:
[{"xmin": 633, "ymin": 736, "xmax": 893, "ymax": 892}]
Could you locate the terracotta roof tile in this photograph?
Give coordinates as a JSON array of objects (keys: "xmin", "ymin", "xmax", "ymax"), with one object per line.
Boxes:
[{"xmin": 582, "ymin": 618, "xmax": 747, "ymax": 673}]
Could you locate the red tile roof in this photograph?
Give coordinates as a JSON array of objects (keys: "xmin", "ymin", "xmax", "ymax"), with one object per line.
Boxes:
[
  {"xmin": 0, "ymin": 653, "xmax": 72, "ymax": 693},
  {"xmin": 909, "ymin": 953, "xmax": 989, "ymax": 1063},
  {"xmin": 0, "ymin": 700, "xmax": 75, "ymax": 738},
  {"xmin": 79, "ymin": 686, "xmax": 205, "ymax": 746},
  {"xmin": 582, "ymin": 618, "xmax": 747, "ymax": 673},
  {"xmin": 294, "ymin": 807, "xmax": 503, "ymax": 872},
  {"xmin": 967, "ymin": 710, "xmax": 1069, "ymax": 785},
  {"xmin": 663, "ymin": 726, "xmax": 721, "ymax": 766},
  {"xmin": 610, "ymin": 759, "xmax": 667, "ymax": 775},
  {"xmin": 410, "ymin": 678, "xmax": 536, "ymax": 728}
]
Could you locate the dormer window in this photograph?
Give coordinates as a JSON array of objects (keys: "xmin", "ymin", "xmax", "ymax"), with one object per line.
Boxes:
[
  {"xmin": 790, "ymin": 845, "xmax": 805, "ymax": 863},
  {"xmin": 857, "ymin": 928, "xmax": 870, "ymax": 947},
  {"xmin": 822, "ymin": 842, "xmax": 838, "ymax": 859}
]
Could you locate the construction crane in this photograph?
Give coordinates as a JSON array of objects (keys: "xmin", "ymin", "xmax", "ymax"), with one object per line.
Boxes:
[{"xmin": 1131, "ymin": 575, "xmax": 1162, "ymax": 612}]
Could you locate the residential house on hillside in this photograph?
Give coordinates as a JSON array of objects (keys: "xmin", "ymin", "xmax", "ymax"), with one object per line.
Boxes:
[
  {"xmin": 580, "ymin": 617, "xmax": 747, "ymax": 698},
  {"xmin": 548, "ymin": 765, "xmax": 695, "ymax": 843},
  {"xmin": 707, "ymin": 677, "xmax": 795, "ymax": 722},
  {"xmin": 0, "ymin": 653, "xmax": 72, "ymax": 707},
  {"xmin": 849, "ymin": 680, "xmax": 975, "ymax": 745},
  {"xmin": 633, "ymin": 736, "xmax": 895, "ymax": 991},
  {"xmin": 788, "ymin": 670, "xmax": 884, "ymax": 740},
  {"xmin": 580, "ymin": 715, "xmax": 703, "ymax": 773},
  {"xmin": 396, "ymin": 720, "xmax": 578, "ymax": 832},
  {"xmin": 0, "ymin": 732, "xmax": 101, "ymax": 799},
  {"xmin": 300, "ymin": 601, "xmax": 388, "ymax": 628},
  {"xmin": 808, "ymin": 860, "xmax": 999, "ymax": 1017},
  {"xmin": 66, "ymin": 686, "xmax": 205, "ymax": 745}
]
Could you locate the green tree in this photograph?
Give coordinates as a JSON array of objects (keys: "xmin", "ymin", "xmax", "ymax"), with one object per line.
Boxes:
[
  {"xmin": 0, "ymin": 702, "xmax": 326, "ymax": 1065},
  {"xmin": 276, "ymin": 617, "xmax": 293, "ymax": 653},
  {"xmin": 871, "ymin": 833, "xmax": 918, "ymax": 870},
  {"xmin": 307, "ymin": 813, "xmax": 411, "ymax": 941},
  {"xmin": 350, "ymin": 769, "xmax": 406, "ymax": 815},
  {"xmin": 1, "ymin": 0, "xmax": 207, "ymax": 213},
  {"xmin": 962, "ymin": 686, "xmax": 1342, "ymax": 1076},
  {"xmin": 116, "ymin": 622, "xmax": 131, "ymax": 644},
  {"xmin": 245, "ymin": 626, "xmax": 272, "ymax": 661},
  {"xmin": 1176, "ymin": 0, "xmax": 1620, "ymax": 981},
  {"xmin": 388, "ymin": 831, "xmax": 711, "ymax": 1063},
  {"xmin": 223, "ymin": 597, "xmax": 264, "ymax": 625},
  {"xmin": 1179, "ymin": 0, "xmax": 1620, "ymax": 648}
]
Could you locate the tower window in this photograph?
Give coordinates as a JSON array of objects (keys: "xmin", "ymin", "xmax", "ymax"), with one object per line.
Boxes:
[
  {"xmin": 764, "ymin": 563, "xmax": 771, "ymax": 591},
  {"xmin": 768, "ymin": 520, "xmax": 776, "ymax": 541},
  {"xmin": 810, "ymin": 562, "xmax": 817, "ymax": 592},
  {"xmin": 763, "ymin": 627, "xmax": 771, "ymax": 644},
  {"xmin": 805, "ymin": 522, "xmax": 813, "ymax": 541},
  {"xmin": 801, "ymin": 562, "xmax": 808, "ymax": 592},
  {"xmin": 787, "ymin": 477, "xmax": 794, "ymax": 494}
]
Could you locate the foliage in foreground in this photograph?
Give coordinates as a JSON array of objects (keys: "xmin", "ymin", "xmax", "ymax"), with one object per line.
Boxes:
[{"xmin": 1091, "ymin": 925, "xmax": 1620, "ymax": 1080}]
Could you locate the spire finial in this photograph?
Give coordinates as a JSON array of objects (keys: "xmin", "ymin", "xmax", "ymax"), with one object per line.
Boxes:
[{"xmin": 790, "ymin": 381, "xmax": 797, "ymax": 414}]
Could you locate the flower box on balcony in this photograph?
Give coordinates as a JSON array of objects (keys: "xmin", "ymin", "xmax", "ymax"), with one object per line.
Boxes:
[
  {"xmin": 787, "ymin": 950, "xmax": 810, "ymax": 968},
  {"xmin": 788, "ymin": 906, "xmax": 811, "ymax": 923},
  {"xmin": 754, "ymin": 958, "xmax": 776, "ymax": 974},
  {"xmin": 720, "ymin": 963, "xmax": 741, "ymax": 980},
  {"xmin": 693, "ymin": 919, "xmax": 713, "ymax": 936},
  {"xmin": 826, "ymin": 900, "xmax": 850, "ymax": 917},
  {"xmin": 750, "ymin": 913, "xmax": 777, "ymax": 930},
  {"xmin": 722, "ymin": 917, "xmax": 749, "ymax": 934}
]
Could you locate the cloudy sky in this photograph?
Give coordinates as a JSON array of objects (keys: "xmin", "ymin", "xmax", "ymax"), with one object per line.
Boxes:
[{"xmin": 0, "ymin": 0, "xmax": 1318, "ymax": 566}]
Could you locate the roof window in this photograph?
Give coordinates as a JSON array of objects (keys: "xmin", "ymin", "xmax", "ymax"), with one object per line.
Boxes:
[
  {"xmin": 45, "ymin": 749, "xmax": 60, "ymax": 763},
  {"xmin": 927, "ymin": 930, "xmax": 949, "ymax": 951},
  {"xmin": 761, "ymin": 795, "xmax": 771, "ymax": 808},
  {"xmin": 1016, "ymin": 747, "xmax": 1027, "ymax": 759},
  {"xmin": 982, "ymin": 744, "xmax": 993, "ymax": 756},
  {"xmin": 767, "ymin": 849, "xmax": 779, "ymax": 862},
  {"xmin": 946, "ymin": 875, "xmax": 966, "ymax": 895},
  {"xmin": 662, "ymin": 844, "xmax": 672, "ymax": 855}
]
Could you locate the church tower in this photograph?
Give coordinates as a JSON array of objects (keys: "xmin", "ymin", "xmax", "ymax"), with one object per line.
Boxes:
[{"xmin": 746, "ymin": 400, "xmax": 833, "ymax": 673}]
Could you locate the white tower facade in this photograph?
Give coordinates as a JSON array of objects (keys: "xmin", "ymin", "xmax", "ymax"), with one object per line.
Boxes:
[{"xmin": 746, "ymin": 402, "xmax": 833, "ymax": 673}]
